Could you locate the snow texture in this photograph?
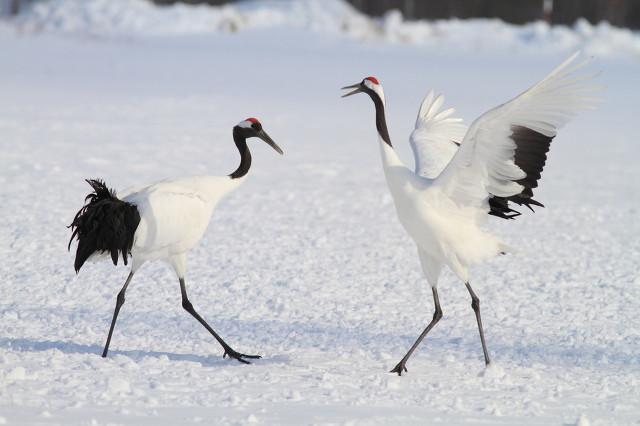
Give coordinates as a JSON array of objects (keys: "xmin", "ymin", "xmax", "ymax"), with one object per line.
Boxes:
[{"xmin": 1, "ymin": 0, "xmax": 639, "ymax": 425}]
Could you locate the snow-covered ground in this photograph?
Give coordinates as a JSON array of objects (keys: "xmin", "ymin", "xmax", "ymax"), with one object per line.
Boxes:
[{"xmin": 1, "ymin": 1, "xmax": 639, "ymax": 425}]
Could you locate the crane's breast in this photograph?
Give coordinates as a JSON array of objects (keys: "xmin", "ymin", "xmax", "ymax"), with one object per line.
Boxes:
[{"xmin": 130, "ymin": 187, "xmax": 216, "ymax": 257}]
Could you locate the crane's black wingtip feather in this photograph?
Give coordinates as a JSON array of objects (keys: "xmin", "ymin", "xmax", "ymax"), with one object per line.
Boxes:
[
  {"xmin": 488, "ymin": 126, "xmax": 553, "ymax": 221},
  {"xmin": 68, "ymin": 179, "xmax": 140, "ymax": 273},
  {"xmin": 489, "ymin": 195, "xmax": 546, "ymax": 220}
]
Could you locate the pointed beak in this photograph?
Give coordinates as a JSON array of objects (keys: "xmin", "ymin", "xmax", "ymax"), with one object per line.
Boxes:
[
  {"xmin": 341, "ymin": 82, "xmax": 362, "ymax": 98},
  {"xmin": 258, "ymin": 129, "xmax": 283, "ymax": 155}
]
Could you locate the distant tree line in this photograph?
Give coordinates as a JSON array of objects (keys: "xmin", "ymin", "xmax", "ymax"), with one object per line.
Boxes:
[
  {"xmin": 153, "ymin": 0, "xmax": 640, "ymax": 29},
  {"xmin": 347, "ymin": 0, "xmax": 640, "ymax": 28},
  {"xmin": 0, "ymin": 0, "xmax": 20, "ymax": 16},
  {"xmin": 3, "ymin": 0, "xmax": 640, "ymax": 29}
]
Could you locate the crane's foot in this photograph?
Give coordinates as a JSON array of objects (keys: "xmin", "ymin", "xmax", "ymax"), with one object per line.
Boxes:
[
  {"xmin": 390, "ymin": 359, "xmax": 408, "ymax": 376},
  {"xmin": 223, "ymin": 348, "xmax": 261, "ymax": 364}
]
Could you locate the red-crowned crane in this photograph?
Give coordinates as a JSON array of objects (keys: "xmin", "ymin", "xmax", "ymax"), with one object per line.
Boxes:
[
  {"xmin": 341, "ymin": 53, "xmax": 598, "ymax": 375},
  {"xmin": 68, "ymin": 118, "xmax": 282, "ymax": 363}
]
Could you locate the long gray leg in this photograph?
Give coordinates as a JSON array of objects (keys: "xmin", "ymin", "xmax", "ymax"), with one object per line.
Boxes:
[
  {"xmin": 390, "ymin": 287, "xmax": 442, "ymax": 376},
  {"xmin": 102, "ymin": 272, "xmax": 134, "ymax": 357},
  {"xmin": 179, "ymin": 278, "xmax": 260, "ymax": 364},
  {"xmin": 465, "ymin": 282, "xmax": 491, "ymax": 365}
]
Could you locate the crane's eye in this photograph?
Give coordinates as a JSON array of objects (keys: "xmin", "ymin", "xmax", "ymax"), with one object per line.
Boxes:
[{"xmin": 252, "ymin": 122, "xmax": 262, "ymax": 131}]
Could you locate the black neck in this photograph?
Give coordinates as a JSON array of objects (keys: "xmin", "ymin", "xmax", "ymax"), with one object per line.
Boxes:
[
  {"xmin": 365, "ymin": 87, "xmax": 391, "ymax": 147},
  {"xmin": 229, "ymin": 130, "xmax": 252, "ymax": 179}
]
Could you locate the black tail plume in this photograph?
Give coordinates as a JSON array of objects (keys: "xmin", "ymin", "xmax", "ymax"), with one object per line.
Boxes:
[{"xmin": 68, "ymin": 179, "xmax": 140, "ymax": 273}]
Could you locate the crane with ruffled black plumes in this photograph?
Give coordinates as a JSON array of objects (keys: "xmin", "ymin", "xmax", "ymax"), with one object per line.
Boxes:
[{"xmin": 68, "ymin": 118, "xmax": 282, "ymax": 363}]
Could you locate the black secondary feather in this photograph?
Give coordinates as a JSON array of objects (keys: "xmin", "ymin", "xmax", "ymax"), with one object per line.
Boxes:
[
  {"xmin": 489, "ymin": 125, "xmax": 553, "ymax": 220},
  {"xmin": 68, "ymin": 179, "xmax": 140, "ymax": 273}
]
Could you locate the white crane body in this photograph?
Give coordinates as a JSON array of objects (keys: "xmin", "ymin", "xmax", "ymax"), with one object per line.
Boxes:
[
  {"xmin": 380, "ymin": 139, "xmax": 505, "ymax": 283},
  {"xmin": 342, "ymin": 53, "xmax": 598, "ymax": 374},
  {"xmin": 122, "ymin": 176, "xmax": 244, "ymax": 273}
]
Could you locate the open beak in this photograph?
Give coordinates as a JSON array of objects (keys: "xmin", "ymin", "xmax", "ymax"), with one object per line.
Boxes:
[
  {"xmin": 341, "ymin": 82, "xmax": 363, "ymax": 98},
  {"xmin": 258, "ymin": 130, "xmax": 283, "ymax": 155}
]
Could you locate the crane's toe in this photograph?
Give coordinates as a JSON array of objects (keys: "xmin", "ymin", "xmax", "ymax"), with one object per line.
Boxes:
[
  {"xmin": 390, "ymin": 361, "xmax": 408, "ymax": 376},
  {"xmin": 223, "ymin": 349, "xmax": 262, "ymax": 364}
]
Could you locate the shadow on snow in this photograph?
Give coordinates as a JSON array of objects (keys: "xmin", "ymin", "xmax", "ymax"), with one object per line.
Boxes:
[{"xmin": 0, "ymin": 336, "xmax": 290, "ymax": 367}]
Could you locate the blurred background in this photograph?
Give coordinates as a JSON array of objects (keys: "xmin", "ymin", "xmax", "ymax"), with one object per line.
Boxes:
[{"xmin": 3, "ymin": 0, "xmax": 640, "ymax": 28}]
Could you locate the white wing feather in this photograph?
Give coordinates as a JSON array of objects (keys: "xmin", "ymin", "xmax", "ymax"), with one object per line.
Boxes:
[
  {"xmin": 122, "ymin": 176, "xmax": 232, "ymax": 255},
  {"xmin": 410, "ymin": 90, "xmax": 467, "ymax": 178},
  {"xmin": 433, "ymin": 52, "xmax": 598, "ymax": 208}
]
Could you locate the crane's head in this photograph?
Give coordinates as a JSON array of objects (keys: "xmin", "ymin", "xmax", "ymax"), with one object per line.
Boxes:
[
  {"xmin": 234, "ymin": 117, "xmax": 283, "ymax": 155},
  {"xmin": 341, "ymin": 76, "xmax": 385, "ymax": 105}
]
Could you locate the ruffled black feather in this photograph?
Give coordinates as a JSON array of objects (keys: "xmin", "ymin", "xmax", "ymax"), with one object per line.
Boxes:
[{"xmin": 68, "ymin": 179, "xmax": 140, "ymax": 273}]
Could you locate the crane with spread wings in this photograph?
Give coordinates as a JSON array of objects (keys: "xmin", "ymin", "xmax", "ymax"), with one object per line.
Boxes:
[{"xmin": 342, "ymin": 53, "xmax": 598, "ymax": 375}]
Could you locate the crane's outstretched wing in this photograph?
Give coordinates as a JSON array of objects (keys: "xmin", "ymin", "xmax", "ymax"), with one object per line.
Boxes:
[
  {"xmin": 410, "ymin": 90, "xmax": 467, "ymax": 178},
  {"xmin": 432, "ymin": 52, "xmax": 598, "ymax": 216},
  {"xmin": 410, "ymin": 92, "xmax": 530, "ymax": 219}
]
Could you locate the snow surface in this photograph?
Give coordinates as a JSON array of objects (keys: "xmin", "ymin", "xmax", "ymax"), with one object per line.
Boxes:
[{"xmin": 1, "ymin": 1, "xmax": 640, "ymax": 425}]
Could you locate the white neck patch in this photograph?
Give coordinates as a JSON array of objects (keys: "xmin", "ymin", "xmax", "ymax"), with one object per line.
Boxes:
[
  {"xmin": 238, "ymin": 120, "xmax": 253, "ymax": 128},
  {"xmin": 364, "ymin": 79, "xmax": 385, "ymax": 105}
]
